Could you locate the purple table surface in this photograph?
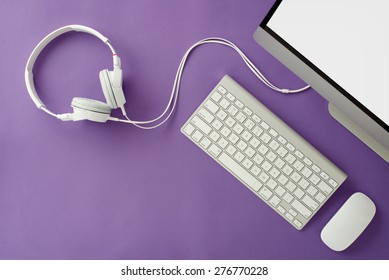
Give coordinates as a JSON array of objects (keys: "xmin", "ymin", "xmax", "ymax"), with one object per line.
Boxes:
[{"xmin": 0, "ymin": 0, "xmax": 388, "ymax": 260}]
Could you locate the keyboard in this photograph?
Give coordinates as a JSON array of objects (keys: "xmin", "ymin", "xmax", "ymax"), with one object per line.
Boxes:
[{"xmin": 181, "ymin": 75, "xmax": 347, "ymax": 230}]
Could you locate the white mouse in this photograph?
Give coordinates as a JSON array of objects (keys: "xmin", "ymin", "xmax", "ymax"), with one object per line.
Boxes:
[{"xmin": 321, "ymin": 192, "xmax": 376, "ymax": 251}]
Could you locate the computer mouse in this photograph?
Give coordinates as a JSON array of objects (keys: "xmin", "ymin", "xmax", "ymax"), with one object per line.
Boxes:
[{"xmin": 321, "ymin": 192, "xmax": 376, "ymax": 251}]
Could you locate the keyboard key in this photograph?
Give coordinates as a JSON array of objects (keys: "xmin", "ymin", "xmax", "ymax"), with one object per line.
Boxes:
[
  {"xmin": 283, "ymin": 192, "xmax": 294, "ymax": 203},
  {"xmin": 237, "ymin": 140, "xmax": 248, "ymax": 151},
  {"xmin": 226, "ymin": 92, "xmax": 235, "ymax": 101},
  {"xmin": 286, "ymin": 143, "xmax": 295, "ymax": 152},
  {"xmin": 269, "ymin": 140, "xmax": 280, "ymax": 151},
  {"xmin": 309, "ymin": 174, "xmax": 321, "ymax": 185},
  {"xmin": 210, "ymin": 131, "xmax": 220, "ymax": 142},
  {"xmin": 235, "ymin": 99, "xmax": 244, "ymax": 109},
  {"xmin": 227, "ymin": 105, "xmax": 239, "ymax": 116},
  {"xmin": 252, "ymin": 114, "xmax": 261, "ymax": 123},
  {"xmin": 282, "ymin": 165, "xmax": 293, "ymax": 176},
  {"xmin": 286, "ymin": 212, "xmax": 294, "ymax": 221},
  {"xmin": 275, "ymin": 186, "xmax": 286, "ymax": 196},
  {"xmin": 211, "ymin": 91, "xmax": 222, "ymax": 102},
  {"xmin": 277, "ymin": 206, "xmax": 286, "ymax": 214},
  {"xmin": 285, "ymin": 154, "xmax": 296, "ymax": 165},
  {"xmin": 261, "ymin": 161, "xmax": 272, "ymax": 172},
  {"xmin": 277, "ymin": 174, "xmax": 288, "ymax": 185},
  {"xmin": 291, "ymin": 200, "xmax": 312, "ymax": 219},
  {"xmin": 192, "ymin": 130, "xmax": 203, "ymax": 142},
  {"xmin": 183, "ymin": 123, "xmax": 195, "ymax": 135},
  {"xmin": 317, "ymin": 181, "xmax": 332, "ymax": 195},
  {"xmin": 269, "ymin": 129, "xmax": 278, "ymax": 137},
  {"xmin": 295, "ymin": 150, "xmax": 304, "ymax": 159},
  {"xmin": 258, "ymin": 144, "xmax": 269, "ymax": 155},
  {"xmin": 315, "ymin": 192, "xmax": 326, "ymax": 203},
  {"xmin": 289, "ymin": 208, "xmax": 298, "ymax": 217},
  {"xmin": 234, "ymin": 152, "xmax": 245, "ymax": 162},
  {"xmin": 269, "ymin": 196, "xmax": 281, "ymax": 207},
  {"xmin": 242, "ymin": 158, "xmax": 253, "ymax": 169},
  {"xmin": 259, "ymin": 187, "xmax": 273, "ymax": 200},
  {"xmin": 228, "ymin": 133, "xmax": 239, "ymax": 144},
  {"xmin": 208, "ymin": 144, "xmax": 221, "ymax": 157},
  {"xmin": 293, "ymin": 219, "xmax": 302, "ymax": 228},
  {"xmin": 250, "ymin": 165, "xmax": 261, "ymax": 176},
  {"xmin": 204, "ymin": 100, "xmax": 219, "ymax": 113},
  {"xmin": 298, "ymin": 178, "xmax": 309, "ymax": 189},
  {"xmin": 200, "ymin": 137, "xmax": 212, "ymax": 149},
  {"xmin": 220, "ymin": 98, "xmax": 230, "ymax": 109},
  {"xmin": 243, "ymin": 107, "xmax": 252, "ymax": 116},
  {"xmin": 260, "ymin": 133, "xmax": 272, "ymax": 143},
  {"xmin": 217, "ymin": 85, "xmax": 227, "ymax": 94},
  {"xmin": 244, "ymin": 147, "xmax": 256, "ymax": 158},
  {"xmin": 274, "ymin": 158, "xmax": 285, "ymax": 169},
  {"xmin": 302, "ymin": 195, "xmax": 319, "ymax": 211},
  {"xmin": 276, "ymin": 147, "xmax": 288, "ymax": 157},
  {"xmin": 198, "ymin": 108, "xmax": 215, "ymax": 123},
  {"xmin": 291, "ymin": 172, "xmax": 302, "ymax": 183},
  {"xmin": 293, "ymin": 188, "xmax": 305, "ymax": 199},
  {"xmin": 252, "ymin": 126, "xmax": 263, "ymax": 137},
  {"xmin": 301, "ymin": 167, "xmax": 313, "ymax": 178},
  {"xmin": 286, "ymin": 181, "xmax": 297, "ymax": 192},
  {"xmin": 253, "ymin": 154, "xmax": 264, "ymax": 165},
  {"xmin": 266, "ymin": 151, "xmax": 277, "ymax": 162},
  {"xmin": 226, "ymin": 145, "xmax": 237, "ymax": 156},
  {"xmin": 266, "ymin": 179, "xmax": 278, "ymax": 190},
  {"xmin": 192, "ymin": 116, "xmax": 212, "ymax": 134},
  {"xmin": 217, "ymin": 138, "xmax": 228, "ymax": 149},
  {"xmin": 258, "ymin": 172, "xmax": 270, "ymax": 183},
  {"xmin": 220, "ymin": 126, "xmax": 231, "ymax": 137},
  {"xmin": 212, "ymin": 119, "xmax": 223, "ymax": 130},
  {"xmin": 303, "ymin": 157, "xmax": 312, "ymax": 166},
  {"xmin": 312, "ymin": 164, "xmax": 321, "ymax": 173},
  {"xmin": 236, "ymin": 112, "xmax": 247, "ymax": 123},
  {"xmin": 320, "ymin": 171, "xmax": 329, "ymax": 180},
  {"xmin": 270, "ymin": 167, "xmax": 281, "ymax": 178},
  {"xmin": 260, "ymin": 121, "xmax": 270, "ymax": 130},
  {"xmin": 226, "ymin": 117, "xmax": 236, "ymax": 127},
  {"xmin": 278, "ymin": 136, "xmax": 287, "ymax": 145},
  {"xmin": 216, "ymin": 110, "xmax": 227, "ymax": 120},
  {"xmin": 328, "ymin": 179, "xmax": 338, "ymax": 188},
  {"xmin": 307, "ymin": 186, "xmax": 317, "ymax": 197},
  {"xmin": 233, "ymin": 124, "xmax": 244, "ymax": 134},
  {"xmin": 244, "ymin": 119, "xmax": 255, "ymax": 130},
  {"xmin": 241, "ymin": 131, "xmax": 252, "ymax": 141},
  {"xmin": 293, "ymin": 160, "xmax": 304, "ymax": 171}
]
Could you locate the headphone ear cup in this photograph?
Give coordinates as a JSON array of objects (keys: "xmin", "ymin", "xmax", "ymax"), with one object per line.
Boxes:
[
  {"xmin": 71, "ymin": 97, "xmax": 111, "ymax": 122},
  {"xmin": 99, "ymin": 69, "xmax": 117, "ymax": 109}
]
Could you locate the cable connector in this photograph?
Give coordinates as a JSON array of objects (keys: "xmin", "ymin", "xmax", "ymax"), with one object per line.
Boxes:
[{"xmin": 281, "ymin": 89, "xmax": 290, "ymax": 94}]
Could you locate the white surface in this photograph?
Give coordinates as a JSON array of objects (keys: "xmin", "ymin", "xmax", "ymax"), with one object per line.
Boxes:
[
  {"xmin": 321, "ymin": 192, "xmax": 376, "ymax": 251},
  {"xmin": 268, "ymin": 0, "xmax": 389, "ymax": 125}
]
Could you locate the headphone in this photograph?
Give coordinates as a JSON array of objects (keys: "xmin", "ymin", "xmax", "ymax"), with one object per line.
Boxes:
[
  {"xmin": 25, "ymin": 25, "xmax": 310, "ymax": 128},
  {"xmin": 25, "ymin": 25, "xmax": 127, "ymax": 123}
]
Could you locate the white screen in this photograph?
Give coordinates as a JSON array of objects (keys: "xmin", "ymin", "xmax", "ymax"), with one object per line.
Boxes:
[{"xmin": 268, "ymin": 0, "xmax": 389, "ymax": 125}]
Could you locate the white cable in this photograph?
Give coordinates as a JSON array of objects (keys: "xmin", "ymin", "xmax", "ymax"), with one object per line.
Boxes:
[{"xmin": 118, "ymin": 38, "xmax": 310, "ymax": 129}]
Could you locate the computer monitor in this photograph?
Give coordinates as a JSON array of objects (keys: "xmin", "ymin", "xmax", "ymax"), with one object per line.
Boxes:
[{"xmin": 253, "ymin": 0, "xmax": 389, "ymax": 163}]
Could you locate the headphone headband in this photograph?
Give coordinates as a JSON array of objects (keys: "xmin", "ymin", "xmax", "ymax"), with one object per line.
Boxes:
[{"xmin": 25, "ymin": 25, "xmax": 120, "ymax": 116}]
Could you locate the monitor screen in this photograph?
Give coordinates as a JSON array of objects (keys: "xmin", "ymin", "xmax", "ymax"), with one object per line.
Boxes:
[{"xmin": 267, "ymin": 0, "xmax": 389, "ymax": 126}]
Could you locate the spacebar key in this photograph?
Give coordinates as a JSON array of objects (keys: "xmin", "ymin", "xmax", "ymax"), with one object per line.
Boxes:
[{"xmin": 219, "ymin": 153, "xmax": 262, "ymax": 192}]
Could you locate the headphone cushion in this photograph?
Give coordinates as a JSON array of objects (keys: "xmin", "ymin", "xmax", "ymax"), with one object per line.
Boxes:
[
  {"xmin": 71, "ymin": 97, "xmax": 111, "ymax": 114},
  {"xmin": 99, "ymin": 69, "xmax": 117, "ymax": 109}
]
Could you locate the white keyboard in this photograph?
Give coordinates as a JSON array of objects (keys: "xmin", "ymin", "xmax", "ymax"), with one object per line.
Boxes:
[{"xmin": 181, "ymin": 75, "xmax": 347, "ymax": 230}]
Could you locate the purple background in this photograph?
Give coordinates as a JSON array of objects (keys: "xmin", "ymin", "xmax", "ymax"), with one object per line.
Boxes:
[{"xmin": 0, "ymin": 0, "xmax": 388, "ymax": 260}]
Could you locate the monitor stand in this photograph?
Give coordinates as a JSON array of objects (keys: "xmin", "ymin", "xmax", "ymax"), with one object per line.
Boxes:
[{"xmin": 328, "ymin": 103, "xmax": 389, "ymax": 163}]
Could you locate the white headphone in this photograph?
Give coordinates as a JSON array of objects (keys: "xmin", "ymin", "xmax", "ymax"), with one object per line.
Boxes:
[{"xmin": 25, "ymin": 25, "xmax": 310, "ymax": 128}]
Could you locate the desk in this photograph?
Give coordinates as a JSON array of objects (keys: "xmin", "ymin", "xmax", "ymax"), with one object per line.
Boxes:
[{"xmin": 0, "ymin": 0, "xmax": 388, "ymax": 259}]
